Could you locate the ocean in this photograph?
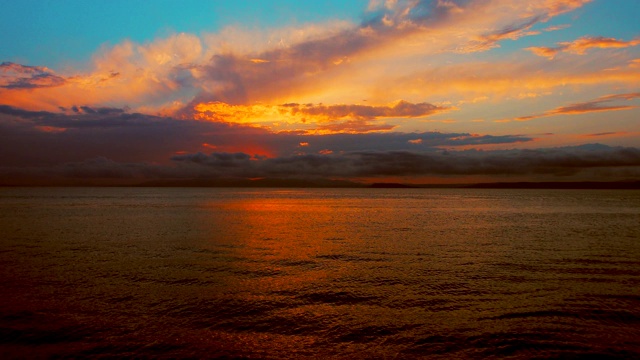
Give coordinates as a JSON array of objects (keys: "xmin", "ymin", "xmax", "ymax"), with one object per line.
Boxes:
[{"xmin": 1, "ymin": 187, "xmax": 639, "ymax": 358}]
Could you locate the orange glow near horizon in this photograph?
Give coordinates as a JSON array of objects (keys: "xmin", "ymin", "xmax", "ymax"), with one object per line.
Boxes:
[
  {"xmin": 34, "ymin": 126, "xmax": 67, "ymax": 133},
  {"xmin": 191, "ymin": 102, "xmax": 348, "ymax": 134},
  {"xmin": 201, "ymin": 143, "xmax": 276, "ymax": 158},
  {"xmin": 191, "ymin": 100, "xmax": 448, "ymax": 134}
]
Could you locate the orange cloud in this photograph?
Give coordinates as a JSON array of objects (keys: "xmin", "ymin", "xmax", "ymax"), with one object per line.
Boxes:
[
  {"xmin": 527, "ymin": 36, "xmax": 640, "ymax": 59},
  {"xmin": 0, "ymin": 62, "xmax": 66, "ymax": 89},
  {"xmin": 312, "ymin": 120, "xmax": 396, "ymax": 134},
  {"xmin": 0, "ymin": 33, "xmax": 207, "ymax": 112},
  {"xmin": 379, "ymin": 55, "xmax": 640, "ymax": 104},
  {"xmin": 192, "ymin": 100, "xmax": 449, "ymax": 134},
  {"xmin": 0, "ymin": 0, "xmax": 596, "ymax": 115},
  {"xmin": 541, "ymin": 0, "xmax": 592, "ymax": 17}
]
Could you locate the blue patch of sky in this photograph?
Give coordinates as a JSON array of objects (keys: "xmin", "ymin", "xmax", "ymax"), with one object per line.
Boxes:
[{"xmin": 0, "ymin": 0, "xmax": 368, "ymax": 70}]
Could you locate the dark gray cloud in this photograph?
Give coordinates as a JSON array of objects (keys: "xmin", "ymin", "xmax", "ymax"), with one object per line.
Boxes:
[
  {"xmin": 170, "ymin": 144, "xmax": 640, "ymax": 178},
  {"xmin": 3, "ymin": 144, "xmax": 639, "ymax": 185},
  {"xmin": 294, "ymin": 132, "xmax": 531, "ymax": 153}
]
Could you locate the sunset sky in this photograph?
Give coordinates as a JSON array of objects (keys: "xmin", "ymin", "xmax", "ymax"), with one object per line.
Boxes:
[{"xmin": 1, "ymin": 0, "xmax": 639, "ymax": 185}]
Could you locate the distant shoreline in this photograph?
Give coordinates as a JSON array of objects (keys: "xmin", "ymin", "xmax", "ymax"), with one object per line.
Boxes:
[{"xmin": 370, "ymin": 181, "xmax": 640, "ymax": 189}]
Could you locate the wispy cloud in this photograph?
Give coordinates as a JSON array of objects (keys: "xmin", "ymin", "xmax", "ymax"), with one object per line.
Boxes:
[
  {"xmin": 582, "ymin": 131, "xmax": 628, "ymax": 138},
  {"xmin": 515, "ymin": 92, "xmax": 640, "ymax": 121},
  {"xmin": 462, "ymin": 16, "xmax": 543, "ymax": 53},
  {"xmin": 542, "ymin": 24, "xmax": 570, "ymax": 32},
  {"xmin": 527, "ymin": 36, "xmax": 640, "ymax": 59},
  {"xmin": 384, "ymin": 57, "xmax": 640, "ymax": 105}
]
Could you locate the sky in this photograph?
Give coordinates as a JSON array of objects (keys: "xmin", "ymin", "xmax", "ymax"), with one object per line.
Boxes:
[{"xmin": 1, "ymin": 0, "xmax": 639, "ymax": 185}]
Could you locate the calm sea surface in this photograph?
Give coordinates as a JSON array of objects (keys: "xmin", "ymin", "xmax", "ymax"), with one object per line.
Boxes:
[{"xmin": 1, "ymin": 187, "xmax": 639, "ymax": 359}]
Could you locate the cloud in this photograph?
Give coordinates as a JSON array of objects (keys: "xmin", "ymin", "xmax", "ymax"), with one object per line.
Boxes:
[
  {"xmin": 2, "ymin": 102, "xmax": 635, "ymax": 183},
  {"xmin": 0, "ymin": 0, "xmax": 594, "ymax": 115},
  {"xmin": 290, "ymin": 100, "xmax": 452, "ymax": 134},
  {"xmin": 3, "ymin": 144, "xmax": 639, "ymax": 185},
  {"xmin": 158, "ymin": 144, "xmax": 640, "ymax": 178},
  {"xmin": 372, "ymin": 51, "xmax": 640, "ymax": 106},
  {"xmin": 294, "ymin": 131, "xmax": 532, "ymax": 153},
  {"xmin": 312, "ymin": 119, "xmax": 396, "ymax": 134},
  {"xmin": 288, "ymin": 100, "xmax": 447, "ymax": 120},
  {"xmin": 0, "ymin": 105, "xmax": 532, "ymax": 167},
  {"xmin": 0, "ymin": 34, "xmax": 204, "ymax": 111},
  {"xmin": 582, "ymin": 132, "xmax": 628, "ymax": 138},
  {"xmin": 462, "ymin": 16, "xmax": 542, "ymax": 53},
  {"xmin": 515, "ymin": 92, "xmax": 640, "ymax": 121},
  {"xmin": 0, "ymin": 105, "xmax": 274, "ymax": 166},
  {"xmin": 0, "ymin": 62, "xmax": 66, "ymax": 89},
  {"xmin": 540, "ymin": 0, "xmax": 592, "ymax": 17},
  {"xmin": 542, "ymin": 24, "xmax": 570, "ymax": 32},
  {"xmin": 191, "ymin": 100, "xmax": 450, "ymax": 133},
  {"xmin": 527, "ymin": 36, "xmax": 640, "ymax": 59}
]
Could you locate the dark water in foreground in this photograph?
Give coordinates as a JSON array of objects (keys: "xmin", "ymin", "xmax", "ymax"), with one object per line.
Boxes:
[{"xmin": 1, "ymin": 188, "xmax": 639, "ymax": 359}]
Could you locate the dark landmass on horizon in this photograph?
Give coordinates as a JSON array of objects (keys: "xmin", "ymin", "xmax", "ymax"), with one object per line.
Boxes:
[
  {"xmin": 1, "ymin": 178, "xmax": 640, "ymax": 189},
  {"xmin": 460, "ymin": 181, "xmax": 640, "ymax": 189}
]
